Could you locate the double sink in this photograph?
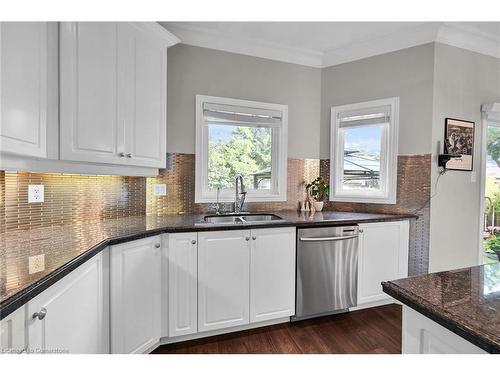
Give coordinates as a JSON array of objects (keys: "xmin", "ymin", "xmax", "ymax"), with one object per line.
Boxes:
[{"xmin": 202, "ymin": 213, "xmax": 284, "ymax": 225}]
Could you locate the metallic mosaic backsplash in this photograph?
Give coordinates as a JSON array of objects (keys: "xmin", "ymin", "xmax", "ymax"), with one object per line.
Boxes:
[
  {"xmin": 0, "ymin": 153, "xmax": 430, "ymax": 275},
  {"xmin": 1, "ymin": 172, "xmax": 146, "ymax": 232},
  {"xmin": 146, "ymin": 153, "xmax": 320, "ymax": 216}
]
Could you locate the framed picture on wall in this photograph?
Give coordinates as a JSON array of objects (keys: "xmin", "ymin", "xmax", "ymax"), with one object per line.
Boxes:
[{"xmin": 444, "ymin": 117, "xmax": 475, "ymax": 171}]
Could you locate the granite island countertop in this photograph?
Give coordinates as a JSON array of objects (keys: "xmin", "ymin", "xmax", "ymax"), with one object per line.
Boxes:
[
  {"xmin": 382, "ymin": 263, "xmax": 500, "ymax": 353},
  {"xmin": 1, "ymin": 210, "xmax": 416, "ymax": 319}
]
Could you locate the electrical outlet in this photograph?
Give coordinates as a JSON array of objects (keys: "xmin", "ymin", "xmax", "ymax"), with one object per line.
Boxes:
[
  {"xmin": 28, "ymin": 254, "xmax": 45, "ymax": 274},
  {"xmin": 28, "ymin": 185, "xmax": 44, "ymax": 203},
  {"xmin": 153, "ymin": 184, "xmax": 167, "ymax": 196}
]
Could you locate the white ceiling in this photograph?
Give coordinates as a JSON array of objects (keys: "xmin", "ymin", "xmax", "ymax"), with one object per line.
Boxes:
[{"xmin": 159, "ymin": 22, "xmax": 500, "ymax": 67}]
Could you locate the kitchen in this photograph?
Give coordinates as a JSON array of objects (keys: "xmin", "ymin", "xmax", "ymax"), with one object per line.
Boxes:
[{"xmin": 1, "ymin": 2, "xmax": 500, "ymax": 369}]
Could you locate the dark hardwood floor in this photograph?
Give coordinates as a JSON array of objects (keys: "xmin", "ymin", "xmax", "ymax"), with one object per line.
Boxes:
[{"xmin": 152, "ymin": 304, "xmax": 402, "ymax": 354}]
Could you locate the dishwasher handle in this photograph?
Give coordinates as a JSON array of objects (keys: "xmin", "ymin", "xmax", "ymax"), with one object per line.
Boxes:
[{"xmin": 299, "ymin": 234, "xmax": 358, "ymax": 242}]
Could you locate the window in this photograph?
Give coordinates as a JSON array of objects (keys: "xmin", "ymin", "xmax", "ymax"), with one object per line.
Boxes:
[
  {"xmin": 195, "ymin": 95, "xmax": 288, "ymax": 203},
  {"xmin": 330, "ymin": 97, "xmax": 399, "ymax": 204}
]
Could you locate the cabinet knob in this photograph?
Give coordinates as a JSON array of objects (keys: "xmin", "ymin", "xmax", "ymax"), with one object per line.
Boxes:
[
  {"xmin": 358, "ymin": 229, "xmax": 364, "ymax": 233},
  {"xmin": 33, "ymin": 307, "xmax": 47, "ymax": 320},
  {"xmin": 154, "ymin": 243, "xmax": 161, "ymax": 248},
  {"xmin": 126, "ymin": 153, "xmax": 133, "ymax": 158},
  {"xmin": 118, "ymin": 152, "xmax": 126, "ymax": 157},
  {"xmin": 252, "ymin": 236, "xmax": 257, "ymax": 240},
  {"xmin": 245, "ymin": 236, "xmax": 250, "ymax": 241},
  {"xmin": 191, "ymin": 239, "xmax": 197, "ymax": 244}
]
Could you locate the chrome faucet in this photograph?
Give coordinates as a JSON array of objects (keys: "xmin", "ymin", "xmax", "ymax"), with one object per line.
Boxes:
[
  {"xmin": 210, "ymin": 187, "xmax": 222, "ymax": 215},
  {"xmin": 234, "ymin": 174, "xmax": 247, "ymax": 213}
]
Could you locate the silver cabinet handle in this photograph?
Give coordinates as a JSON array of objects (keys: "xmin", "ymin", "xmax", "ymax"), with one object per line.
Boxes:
[
  {"xmin": 154, "ymin": 243, "xmax": 161, "ymax": 248},
  {"xmin": 299, "ymin": 234, "xmax": 358, "ymax": 242},
  {"xmin": 118, "ymin": 152, "xmax": 125, "ymax": 157},
  {"xmin": 126, "ymin": 153, "xmax": 132, "ymax": 158},
  {"xmin": 252, "ymin": 236, "xmax": 257, "ymax": 240},
  {"xmin": 359, "ymin": 229, "xmax": 364, "ymax": 233},
  {"xmin": 191, "ymin": 239, "xmax": 197, "ymax": 244},
  {"xmin": 245, "ymin": 236, "xmax": 250, "ymax": 241},
  {"xmin": 32, "ymin": 308, "xmax": 47, "ymax": 320}
]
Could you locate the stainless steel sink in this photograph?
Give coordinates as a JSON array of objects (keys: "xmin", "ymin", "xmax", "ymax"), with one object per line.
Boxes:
[{"xmin": 203, "ymin": 213, "xmax": 283, "ymax": 224}]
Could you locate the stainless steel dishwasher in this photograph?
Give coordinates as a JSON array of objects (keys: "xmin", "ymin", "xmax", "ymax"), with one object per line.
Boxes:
[{"xmin": 292, "ymin": 225, "xmax": 359, "ymax": 321}]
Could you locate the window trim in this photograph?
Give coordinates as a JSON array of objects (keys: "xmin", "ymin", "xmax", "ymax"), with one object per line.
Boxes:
[
  {"xmin": 329, "ymin": 97, "xmax": 399, "ymax": 204},
  {"xmin": 195, "ymin": 95, "xmax": 288, "ymax": 203}
]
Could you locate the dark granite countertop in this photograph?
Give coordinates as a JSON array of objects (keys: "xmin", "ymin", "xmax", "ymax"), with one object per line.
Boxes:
[
  {"xmin": 0, "ymin": 210, "xmax": 415, "ymax": 319},
  {"xmin": 382, "ymin": 263, "xmax": 500, "ymax": 353}
]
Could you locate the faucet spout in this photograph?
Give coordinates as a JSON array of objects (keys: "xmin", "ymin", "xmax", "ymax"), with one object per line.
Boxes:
[{"xmin": 234, "ymin": 174, "xmax": 247, "ymax": 213}]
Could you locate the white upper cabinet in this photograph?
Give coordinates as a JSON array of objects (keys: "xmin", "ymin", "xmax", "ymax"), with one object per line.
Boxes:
[
  {"xmin": 198, "ymin": 230, "xmax": 250, "ymax": 332},
  {"xmin": 250, "ymin": 227, "xmax": 296, "ymax": 323},
  {"xmin": 121, "ymin": 23, "xmax": 167, "ymax": 168},
  {"xmin": 357, "ymin": 220, "xmax": 409, "ymax": 306},
  {"xmin": 59, "ymin": 22, "xmax": 177, "ymax": 168},
  {"xmin": 0, "ymin": 22, "xmax": 57, "ymax": 158},
  {"xmin": 59, "ymin": 22, "xmax": 124, "ymax": 165},
  {"xmin": 110, "ymin": 236, "xmax": 162, "ymax": 354}
]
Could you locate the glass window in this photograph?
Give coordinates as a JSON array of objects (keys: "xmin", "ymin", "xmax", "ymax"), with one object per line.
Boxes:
[
  {"xmin": 195, "ymin": 95, "xmax": 288, "ymax": 203},
  {"xmin": 207, "ymin": 124, "xmax": 272, "ymax": 191},
  {"xmin": 341, "ymin": 124, "xmax": 382, "ymax": 192},
  {"xmin": 330, "ymin": 98, "xmax": 399, "ymax": 204}
]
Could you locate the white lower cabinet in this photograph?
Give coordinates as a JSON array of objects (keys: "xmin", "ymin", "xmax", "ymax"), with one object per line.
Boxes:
[
  {"xmin": 1, "ymin": 307, "xmax": 26, "ymax": 353},
  {"xmin": 402, "ymin": 306, "xmax": 486, "ymax": 354},
  {"xmin": 250, "ymin": 227, "xmax": 296, "ymax": 322},
  {"xmin": 110, "ymin": 236, "xmax": 161, "ymax": 354},
  {"xmin": 27, "ymin": 252, "xmax": 108, "ymax": 354},
  {"xmin": 357, "ymin": 220, "xmax": 409, "ymax": 307},
  {"xmin": 198, "ymin": 230, "xmax": 250, "ymax": 332},
  {"xmin": 167, "ymin": 232, "xmax": 198, "ymax": 337}
]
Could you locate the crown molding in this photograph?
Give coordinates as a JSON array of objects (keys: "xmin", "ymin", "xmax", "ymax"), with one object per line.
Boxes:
[
  {"xmin": 321, "ymin": 23, "xmax": 441, "ymax": 67},
  {"xmin": 436, "ymin": 22, "xmax": 500, "ymax": 60},
  {"xmin": 160, "ymin": 22, "xmax": 500, "ymax": 68},
  {"xmin": 160, "ymin": 23, "xmax": 324, "ymax": 67}
]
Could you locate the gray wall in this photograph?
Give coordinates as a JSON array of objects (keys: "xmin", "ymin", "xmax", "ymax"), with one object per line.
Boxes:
[
  {"xmin": 320, "ymin": 43, "xmax": 435, "ymax": 158},
  {"xmin": 167, "ymin": 44, "xmax": 322, "ymax": 159},
  {"xmin": 429, "ymin": 43, "xmax": 500, "ymax": 272}
]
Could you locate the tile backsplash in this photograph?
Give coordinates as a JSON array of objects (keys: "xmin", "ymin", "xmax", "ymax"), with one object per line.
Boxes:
[{"xmin": 0, "ymin": 152, "xmax": 431, "ymax": 274}]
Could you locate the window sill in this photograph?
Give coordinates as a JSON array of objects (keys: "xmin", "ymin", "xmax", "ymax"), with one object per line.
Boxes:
[{"xmin": 330, "ymin": 195, "xmax": 396, "ymax": 205}]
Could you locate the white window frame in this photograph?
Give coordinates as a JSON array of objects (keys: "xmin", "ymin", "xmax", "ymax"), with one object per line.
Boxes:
[
  {"xmin": 195, "ymin": 95, "xmax": 288, "ymax": 203},
  {"xmin": 330, "ymin": 97, "xmax": 399, "ymax": 204}
]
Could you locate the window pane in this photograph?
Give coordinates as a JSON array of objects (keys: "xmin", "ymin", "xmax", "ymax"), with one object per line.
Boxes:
[
  {"xmin": 342, "ymin": 125, "xmax": 383, "ymax": 191},
  {"xmin": 207, "ymin": 124, "xmax": 272, "ymax": 191}
]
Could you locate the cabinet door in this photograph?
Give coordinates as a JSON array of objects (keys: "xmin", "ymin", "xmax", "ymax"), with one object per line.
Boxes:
[
  {"xmin": 167, "ymin": 232, "xmax": 198, "ymax": 337},
  {"xmin": 0, "ymin": 22, "xmax": 48, "ymax": 158},
  {"xmin": 59, "ymin": 22, "xmax": 126, "ymax": 164},
  {"xmin": 27, "ymin": 252, "xmax": 108, "ymax": 354},
  {"xmin": 357, "ymin": 221, "xmax": 409, "ymax": 306},
  {"xmin": 110, "ymin": 236, "xmax": 161, "ymax": 354},
  {"xmin": 121, "ymin": 23, "xmax": 167, "ymax": 168},
  {"xmin": 198, "ymin": 230, "xmax": 250, "ymax": 332},
  {"xmin": 250, "ymin": 227, "xmax": 296, "ymax": 323},
  {"xmin": 0, "ymin": 307, "xmax": 26, "ymax": 353}
]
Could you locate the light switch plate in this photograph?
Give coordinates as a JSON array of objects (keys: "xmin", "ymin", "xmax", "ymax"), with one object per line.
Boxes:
[
  {"xmin": 29, "ymin": 254, "xmax": 45, "ymax": 274},
  {"xmin": 153, "ymin": 184, "xmax": 167, "ymax": 196},
  {"xmin": 28, "ymin": 185, "xmax": 44, "ymax": 203}
]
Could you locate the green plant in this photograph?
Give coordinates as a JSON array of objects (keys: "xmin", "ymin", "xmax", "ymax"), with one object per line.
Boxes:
[
  {"xmin": 306, "ymin": 177, "xmax": 329, "ymax": 201},
  {"xmin": 484, "ymin": 234, "xmax": 500, "ymax": 254}
]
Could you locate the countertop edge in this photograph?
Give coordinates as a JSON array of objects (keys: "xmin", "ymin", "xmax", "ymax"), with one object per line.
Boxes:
[
  {"xmin": 382, "ymin": 281, "xmax": 500, "ymax": 354},
  {"xmin": 0, "ymin": 213, "xmax": 415, "ymax": 320}
]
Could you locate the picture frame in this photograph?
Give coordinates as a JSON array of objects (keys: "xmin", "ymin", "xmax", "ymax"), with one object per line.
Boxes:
[{"xmin": 443, "ymin": 117, "xmax": 475, "ymax": 171}]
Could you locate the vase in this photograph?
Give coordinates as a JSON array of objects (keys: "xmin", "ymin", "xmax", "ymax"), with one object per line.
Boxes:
[{"xmin": 313, "ymin": 201, "xmax": 324, "ymax": 212}]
